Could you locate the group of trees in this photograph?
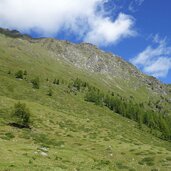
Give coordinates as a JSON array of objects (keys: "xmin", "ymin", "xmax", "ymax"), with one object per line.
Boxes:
[
  {"xmin": 13, "ymin": 70, "xmax": 40, "ymax": 89},
  {"xmin": 67, "ymin": 78, "xmax": 89, "ymax": 94},
  {"xmin": 13, "ymin": 70, "xmax": 65, "ymax": 95},
  {"xmin": 65, "ymin": 77, "xmax": 171, "ymax": 141},
  {"xmin": 84, "ymin": 86, "xmax": 171, "ymax": 140},
  {"xmin": 85, "ymin": 87, "xmax": 104, "ymax": 106},
  {"xmin": 8, "ymin": 70, "xmax": 171, "ymax": 140}
]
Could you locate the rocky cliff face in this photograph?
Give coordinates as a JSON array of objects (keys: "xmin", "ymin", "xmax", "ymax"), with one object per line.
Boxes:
[{"xmin": 32, "ymin": 38, "xmax": 167, "ymax": 95}]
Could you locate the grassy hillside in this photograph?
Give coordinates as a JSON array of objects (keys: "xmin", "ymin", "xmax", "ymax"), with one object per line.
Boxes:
[{"xmin": 0, "ymin": 32, "xmax": 171, "ymax": 171}]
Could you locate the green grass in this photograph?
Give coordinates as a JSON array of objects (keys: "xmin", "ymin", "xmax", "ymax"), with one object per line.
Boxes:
[{"xmin": 0, "ymin": 33, "xmax": 171, "ymax": 171}]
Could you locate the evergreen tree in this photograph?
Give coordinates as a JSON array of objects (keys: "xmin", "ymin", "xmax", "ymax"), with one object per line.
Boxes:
[{"xmin": 11, "ymin": 102, "xmax": 30, "ymax": 127}]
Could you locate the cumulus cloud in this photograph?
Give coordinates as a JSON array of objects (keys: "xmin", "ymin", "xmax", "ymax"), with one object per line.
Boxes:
[
  {"xmin": 0, "ymin": 0, "xmax": 136, "ymax": 46},
  {"xmin": 130, "ymin": 35, "xmax": 171, "ymax": 78},
  {"xmin": 84, "ymin": 13, "xmax": 135, "ymax": 46}
]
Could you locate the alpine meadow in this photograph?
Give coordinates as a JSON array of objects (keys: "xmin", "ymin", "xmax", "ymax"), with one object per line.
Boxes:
[{"xmin": 0, "ymin": 28, "xmax": 171, "ymax": 171}]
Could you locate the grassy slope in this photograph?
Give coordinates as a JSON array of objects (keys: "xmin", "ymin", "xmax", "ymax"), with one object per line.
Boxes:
[{"xmin": 0, "ymin": 34, "xmax": 171, "ymax": 171}]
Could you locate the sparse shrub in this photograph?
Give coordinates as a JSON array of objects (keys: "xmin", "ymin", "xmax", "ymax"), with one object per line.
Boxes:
[
  {"xmin": 11, "ymin": 102, "xmax": 30, "ymax": 127},
  {"xmin": 56, "ymin": 79, "xmax": 60, "ymax": 85},
  {"xmin": 23, "ymin": 70, "xmax": 27, "ymax": 75},
  {"xmin": 1, "ymin": 132, "xmax": 15, "ymax": 140},
  {"xmin": 53, "ymin": 79, "xmax": 56, "ymax": 84},
  {"xmin": 5, "ymin": 132, "xmax": 15, "ymax": 140},
  {"xmin": 8, "ymin": 70, "xmax": 11, "ymax": 74},
  {"xmin": 99, "ymin": 160, "xmax": 110, "ymax": 166},
  {"xmin": 53, "ymin": 79, "xmax": 60, "ymax": 85},
  {"xmin": 48, "ymin": 88, "xmax": 53, "ymax": 96},
  {"xmin": 29, "ymin": 160, "xmax": 33, "ymax": 164},
  {"xmin": 31, "ymin": 77, "xmax": 40, "ymax": 89},
  {"xmin": 15, "ymin": 70, "xmax": 23, "ymax": 79},
  {"xmin": 138, "ymin": 157, "xmax": 155, "ymax": 166}
]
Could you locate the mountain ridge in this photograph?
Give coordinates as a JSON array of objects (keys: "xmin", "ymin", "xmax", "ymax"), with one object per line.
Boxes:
[{"xmin": 0, "ymin": 27, "xmax": 167, "ymax": 93}]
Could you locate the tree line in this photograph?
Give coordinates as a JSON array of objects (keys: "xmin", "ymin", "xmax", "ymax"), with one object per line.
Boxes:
[
  {"xmin": 8, "ymin": 70, "xmax": 171, "ymax": 140},
  {"xmin": 84, "ymin": 85, "xmax": 171, "ymax": 140},
  {"xmin": 66, "ymin": 77, "xmax": 171, "ymax": 141}
]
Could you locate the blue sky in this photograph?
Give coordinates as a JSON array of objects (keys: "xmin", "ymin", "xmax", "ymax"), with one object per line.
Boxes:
[{"xmin": 0, "ymin": 0, "xmax": 171, "ymax": 83}]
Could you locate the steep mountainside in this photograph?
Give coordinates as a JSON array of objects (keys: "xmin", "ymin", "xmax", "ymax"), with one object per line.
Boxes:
[
  {"xmin": 0, "ymin": 28, "xmax": 171, "ymax": 171},
  {"xmin": 1, "ymin": 28, "xmax": 170, "ymax": 113}
]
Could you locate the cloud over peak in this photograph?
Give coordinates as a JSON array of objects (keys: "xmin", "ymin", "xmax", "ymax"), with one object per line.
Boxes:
[{"xmin": 0, "ymin": 0, "xmax": 136, "ymax": 46}]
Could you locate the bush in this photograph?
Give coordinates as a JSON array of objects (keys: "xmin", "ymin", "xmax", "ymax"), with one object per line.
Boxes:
[
  {"xmin": 53, "ymin": 79, "xmax": 59, "ymax": 85},
  {"xmin": 23, "ymin": 70, "xmax": 27, "ymax": 75},
  {"xmin": 31, "ymin": 77, "xmax": 40, "ymax": 89},
  {"xmin": 47, "ymin": 88, "xmax": 53, "ymax": 96},
  {"xmin": 15, "ymin": 70, "xmax": 23, "ymax": 79},
  {"xmin": 11, "ymin": 102, "xmax": 30, "ymax": 127}
]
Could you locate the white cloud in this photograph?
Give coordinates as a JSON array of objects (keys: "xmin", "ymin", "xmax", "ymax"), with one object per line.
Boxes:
[
  {"xmin": 84, "ymin": 13, "xmax": 136, "ymax": 46},
  {"xmin": 130, "ymin": 35, "xmax": 171, "ymax": 78},
  {"xmin": 0, "ymin": 0, "xmax": 136, "ymax": 46},
  {"xmin": 144, "ymin": 57, "xmax": 171, "ymax": 78},
  {"xmin": 129, "ymin": 0, "xmax": 145, "ymax": 12}
]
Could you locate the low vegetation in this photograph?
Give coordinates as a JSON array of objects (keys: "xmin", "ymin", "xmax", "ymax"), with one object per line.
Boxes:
[
  {"xmin": 11, "ymin": 102, "xmax": 30, "ymax": 128},
  {"xmin": 31, "ymin": 77, "xmax": 40, "ymax": 89},
  {"xmin": 15, "ymin": 70, "xmax": 24, "ymax": 79}
]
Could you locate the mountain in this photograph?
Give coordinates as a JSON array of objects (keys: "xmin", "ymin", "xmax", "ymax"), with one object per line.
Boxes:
[{"xmin": 0, "ymin": 28, "xmax": 171, "ymax": 171}]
